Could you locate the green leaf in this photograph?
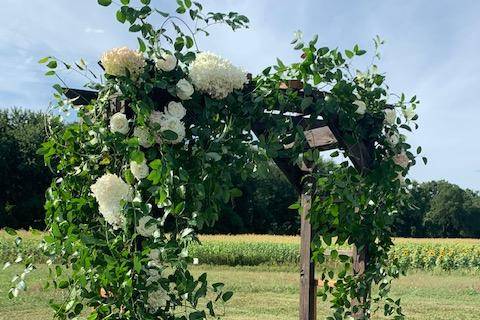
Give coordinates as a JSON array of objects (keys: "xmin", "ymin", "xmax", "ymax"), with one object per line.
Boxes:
[
  {"xmin": 422, "ymin": 157, "xmax": 428, "ymax": 165},
  {"xmin": 120, "ymin": 0, "xmax": 129, "ymax": 4},
  {"xmin": 141, "ymin": 0, "xmax": 151, "ymax": 4},
  {"xmin": 137, "ymin": 37, "xmax": 146, "ymax": 52},
  {"xmin": 4, "ymin": 227, "xmax": 17, "ymax": 236},
  {"xmin": 222, "ymin": 291, "xmax": 233, "ymax": 302},
  {"xmin": 129, "ymin": 24, "xmax": 142, "ymax": 32},
  {"xmin": 47, "ymin": 60, "xmax": 57, "ymax": 69},
  {"xmin": 288, "ymin": 203, "xmax": 300, "ymax": 210},
  {"xmin": 38, "ymin": 57, "xmax": 50, "ymax": 64},
  {"xmin": 174, "ymin": 37, "xmax": 185, "ymax": 51},
  {"xmin": 345, "ymin": 50, "xmax": 354, "ymax": 59},
  {"xmin": 130, "ymin": 150, "xmax": 145, "ymax": 163},
  {"xmin": 97, "ymin": 0, "xmax": 112, "ymax": 6},
  {"xmin": 116, "ymin": 10, "xmax": 126, "ymax": 23},
  {"xmin": 162, "ymin": 130, "xmax": 179, "ymax": 141}
]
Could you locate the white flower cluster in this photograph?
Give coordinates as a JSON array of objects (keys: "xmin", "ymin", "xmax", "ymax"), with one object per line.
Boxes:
[
  {"xmin": 149, "ymin": 101, "xmax": 186, "ymax": 144},
  {"xmin": 137, "ymin": 215, "xmax": 159, "ymax": 237},
  {"xmin": 147, "ymin": 287, "xmax": 171, "ymax": 311},
  {"xmin": 90, "ymin": 173, "xmax": 132, "ymax": 230},
  {"xmin": 101, "ymin": 47, "xmax": 145, "ymax": 79},
  {"xmin": 130, "ymin": 159, "xmax": 149, "ymax": 180},
  {"xmin": 155, "ymin": 52, "xmax": 177, "ymax": 72},
  {"xmin": 176, "ymin": 79, "xmax": 194, "ymax": 100},
  {"xmin": 133, "ymin": 126, "xmax": 153, "ymax": 148},
  {"xmin": 189, "ymin": 52, "xmax": 247, "ymax": 99},
  {"xmin": 110, "ymin": 112, "xmax": 129, "ymax": 134}
]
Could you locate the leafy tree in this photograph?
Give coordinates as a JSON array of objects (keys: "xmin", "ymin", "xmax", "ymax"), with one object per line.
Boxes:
[{"xmin": 0, "ymin": 108, "xmax": 52, "ymax": 229}]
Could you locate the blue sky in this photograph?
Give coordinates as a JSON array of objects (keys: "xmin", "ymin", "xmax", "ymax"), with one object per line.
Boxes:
[{"xmin": 1, "ymin": 0, "xmax": 479, "ymax": 190}]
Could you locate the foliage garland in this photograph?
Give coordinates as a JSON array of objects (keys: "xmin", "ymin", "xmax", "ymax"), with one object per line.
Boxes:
[{"xmin": 3, "ymin": 1, "xmax": 424, "ymax": 319}]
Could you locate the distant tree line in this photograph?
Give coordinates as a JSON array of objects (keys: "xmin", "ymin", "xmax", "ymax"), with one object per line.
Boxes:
[{"xmin": 1, "ymin": 108, "xmax": 479, "ymax": 237}]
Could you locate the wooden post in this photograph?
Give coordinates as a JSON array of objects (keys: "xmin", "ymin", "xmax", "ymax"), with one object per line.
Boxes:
[
  {"xmin": 299, "ymin": 194, "xmax": 316, "ymax": 320},
  {"xmin": 352, "ymin": 245, "xmax": 367, "ymax": 319}
]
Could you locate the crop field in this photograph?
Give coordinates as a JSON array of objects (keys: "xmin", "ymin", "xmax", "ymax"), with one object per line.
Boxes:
[{"xmin": 2, "ymin": 231, "xmax": 479, "ymax": 271}]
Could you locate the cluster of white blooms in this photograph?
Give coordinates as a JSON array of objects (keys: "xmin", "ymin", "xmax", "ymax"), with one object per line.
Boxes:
[
  {"xmin": 387, "ymin": 132, "xmax": 400, "ymax": 146},
  {"xmin": 353, "ymin": 100, "xmax": 367, "ymax": 115},
  {"xmin": 133, "ymin": 126, "xmax": 153, "ymax": 148},
  {"xmin": 101, "ymin": 47, "xmax": 145, "ymax": 79},
  {"xmin": 393, "ymin": 151, "xmax": 409, "ymax": 169},
  {"xmin": 189, "ymin": 52, "xmax": 247, "ymax": 99},
  {"xmin": 110, "ymin": 112, "xmax": 129, "ymax": 134},
  {"xmin": 90, "ymin": 173, "xmax": 131, "ymax": 230},
  {"xmin": 155, "ymin": 52, "xmax": 177, "ymax": 72},
  {"xmin": 384, "ymin": 108, "xmax": 397, "ymax": 125},
  {"xmin": 137, "ymin": 215, "xmax": 159, "ymax": 237},
  {"xmin": 403, "ymin": 107, "xmax": 416, "ymax": 121},
  {"xmin": 176, "ymin": 79, "xmax": 194, "ymax": 100},
  {"xmin": 130, "ymin": 159, "xmax": 150, "ymax": 180},
  {"xmin": 149, "ymin": 101, "xmax": 187, "ymax": 144},
  {"xmin": 147, "ymin": 287, "xmax": 171, "ymax": 311}
]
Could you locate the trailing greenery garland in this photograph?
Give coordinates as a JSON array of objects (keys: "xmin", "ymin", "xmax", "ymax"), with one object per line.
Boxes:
[{"xmin": 4, "ymin": 0, "xmax": 424, "ymax": 319}]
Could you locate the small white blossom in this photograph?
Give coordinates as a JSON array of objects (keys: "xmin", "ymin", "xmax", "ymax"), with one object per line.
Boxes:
[
  {"xmin": 176, "ymin": 79, "xmax": 194, "ymax": 100},
  {"xmin": 101, "ymin": 47, "xmax": 145, "ymax": 79},
  {"xmin": 155, "ymin": 52, "xmax": 177, "ymax": 72},
  {"xmin": 110, "ymin": 112, "xmax": 129, "ymax": 134},
  {"xmin": 384, "ymin": 108, "xmax": 397, "ymax": 125},
  {"xmin": 403, "ymin": 107, "xmax": 416, "ymax": 121},
  {"xmin": 189, "ymin": 52, "xmax": 247, "ymax": 99},
  {"xmin": 193, "ymin": 258, "xmax": 199, "ymax": 265},
  {"xmin": 130, "ymin": 159, "xmax": 149, "ymax": 180},
  {"xmin": 137, "ymin": 215, "xmax": 158, "ymax": 237},
  {"xmin": 165, "ymin": 101, "xmax": 186, "ymax": 120},
  {"xmin": 160, "ymin": 116, "xmax": 185, "ymax": 144},
  {"xmin": 133, "ymin": 126, "xmax": 153, "ymax": 148},
  {"xmin": 90, "ymin": 173, "xmax": 132, "ymax": 230},
  {"xmin": 147, "ymin": 287, "xmax": 170, "ymax": 311},
  {"xmin": 149, "ymin": 111, "xmax": 168, "ymax": 128},
  {"xmin": 387, "ymin": 132, "xmax": 400, "ymax": 146},
  {"xmin": 353, "ymin": 100, "xmax": 367, "ymax": 115}
]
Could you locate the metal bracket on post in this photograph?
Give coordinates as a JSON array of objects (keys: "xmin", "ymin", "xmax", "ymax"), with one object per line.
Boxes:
[{"xmin": 299, "ymin": 194, "xmax": 316, "ymax": 320}]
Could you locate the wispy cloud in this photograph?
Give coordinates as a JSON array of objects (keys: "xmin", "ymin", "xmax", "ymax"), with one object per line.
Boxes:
[
  {"xmin": 85, "ymin": 27, "xmax": 105, "ymax": 34},
  {"xmin": 0, "ymin": 0, "xmax": 479, "ymax": 190}
]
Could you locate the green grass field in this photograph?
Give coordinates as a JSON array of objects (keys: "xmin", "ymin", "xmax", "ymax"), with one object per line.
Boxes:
[{"xmin": 0, "ymin": 264, "xmax": 479, "ymax": 320}]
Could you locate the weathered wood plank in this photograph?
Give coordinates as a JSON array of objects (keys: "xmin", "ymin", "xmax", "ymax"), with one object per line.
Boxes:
[{"xmin": 299, "ymin": 194, "xmax": 316, "ymax": 320}]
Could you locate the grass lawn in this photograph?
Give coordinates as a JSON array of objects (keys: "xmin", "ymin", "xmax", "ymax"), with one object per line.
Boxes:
[{"xmin": 1, "ymin": 265, "xmax": 479, "ymax": 320}]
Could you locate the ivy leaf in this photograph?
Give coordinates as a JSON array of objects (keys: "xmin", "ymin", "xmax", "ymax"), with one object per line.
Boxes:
[
  {"xmin": 116, "ymin": 10, "xmax": 126, "ymax": 23},
  {"xmin": 222, "ymin": 291, "xmax": 233, "ymax": 302},
  {"xmin": 137, "ymin": 37, "xmax": 146, "ymax": 52},
  {"xmin": 162, "ymin": 130, "xmax": 178, "ymax": 141},
  {"xmin": 97, "ymin": 0, "xmax": 112, "ymax": 6}
]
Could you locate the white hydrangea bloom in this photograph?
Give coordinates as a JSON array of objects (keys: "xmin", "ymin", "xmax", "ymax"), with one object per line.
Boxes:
[
  {"xmin": 137, "ymin": 215, "xmax": 158, "ymax": 237},
  {"xmin": 130, "ymin": 159, "xmax": 149, "ymax": 180},
  {"xmin": 165, "ymin": 101, "xmax": 186, "ymax": 120},
  {"xmin": 384, "ymin": 108, "xmax": 397, "ymax": 125},
  {"xmin": 149, "ymin": 111, "xmax": 169, "ymax": 128},
  {"xmin": 176, "ymin": 79, "xmax": 194, "ymax": 100},
  {"xmin": 133, "ymin": 126, "xmax": 153, "ymax": 148},
  {"xmin": 155, "ymin": 52, "xmax": 177, "ymax": 72},
  {"xmin": 393, "ymin": 151, "xmax": 409, "ymax": 168},
  {"xmin": 160, "ymin": 116, "xmax": 186, "ymax": 144},
  {"xmin": 90, "ymin": 173, "xmax": 132, "ymax": 230},
  {"xmin": 110, "ymin": 112, "xmax": 129, "ymax": 134},
  {"xmin": 101, "ymin": 47, "xmax": 145, "ymax": 79},
  {"xmin": 189, "ymin": 52, "xmax": 247, "ymax": 99},
  {"xmin": 387, "ymin": 132, "xmax": 400, "ymax": 146},
  {"xmin": 403, "ymin": 107, "xmax": 416, "ymax": 121},
  {"xmin": 147, "ymin": 287, "xmax": 170, "ymax": 311},
  {"xmin": 353, "ymin": 100, "xmax": 367, "ymax": 115}
]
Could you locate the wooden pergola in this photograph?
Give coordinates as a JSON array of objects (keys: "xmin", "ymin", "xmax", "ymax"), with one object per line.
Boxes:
[{"xmin": 64, "ymin": 79, "xmax": 375, "ymax": 320}]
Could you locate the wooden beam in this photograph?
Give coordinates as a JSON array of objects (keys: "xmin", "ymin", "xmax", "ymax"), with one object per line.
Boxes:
[
  {"xmin": 299, "ymin": 194, "xmax": 316, "ymax": 320},
  {"xmin": 352, "ymin": 245, "xmax": 367, "ymax": 319}
]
